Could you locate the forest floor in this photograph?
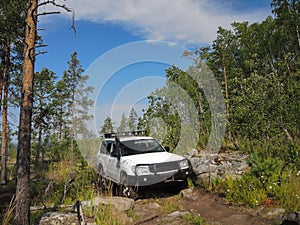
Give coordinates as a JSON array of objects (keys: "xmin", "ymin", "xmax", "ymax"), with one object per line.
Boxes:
[
  {"xmin": 0, "ymin": 179, "xmax": 282, "ymax": 225},
  {"xmin": 131, "ymin": 187, "xmax": 281, "ymax": 225}
]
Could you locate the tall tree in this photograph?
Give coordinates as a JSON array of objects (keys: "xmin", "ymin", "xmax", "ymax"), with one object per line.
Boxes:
[
  {"xmin": 32, "ymin": 68, "xmax": 56, "ymax": 166},
  {"xmin": 52, "ymin": 79, "xmax": 71, "ymax": 142},
  {"xmin": 118, "ymin": 113, "xmax": 128, "ymax": 133},
  {"xmin": 15, "ymin": 0, "xmax": 38, "ymax": 223},
  {"xmin": 128, "ymin": 108, "xmax": 138, "ymax": 131},
  {"xmin": 100, "ymin": 117, "xmax": 114, "ymax": 134},
  {"xmin": 15, "ymin": 1, "xmax": 72, "ymax": 224},
  {"xmin": 62, "ymin": 51, "xmax": 84, "ymax": 159},
  {"xmin": 74, "ymin": 74, "xmax": 94, "ymax": 139},
  {"xmin": 0, "ymin": 39, "xmax": 10, "ymax": 184},
  {"xmin": 0, "ymin": 0, "xmax": 26, "ymax": 185}
]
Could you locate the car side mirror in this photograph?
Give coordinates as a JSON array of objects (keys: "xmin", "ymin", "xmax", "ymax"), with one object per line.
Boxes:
[{"xmin": 164, "ymin": 146, "xmax": 170, "ymax": 152}]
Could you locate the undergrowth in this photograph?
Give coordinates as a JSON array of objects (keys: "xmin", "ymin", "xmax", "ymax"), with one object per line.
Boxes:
[{"xmin": 204, "ymin": 140, "xmax": 300, "ymax": 212}]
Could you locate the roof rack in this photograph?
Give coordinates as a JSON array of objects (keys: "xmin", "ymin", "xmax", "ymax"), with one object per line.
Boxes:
[{"xmin": 103, "ymin": 130, "xmax": 147, "ymax": 139}]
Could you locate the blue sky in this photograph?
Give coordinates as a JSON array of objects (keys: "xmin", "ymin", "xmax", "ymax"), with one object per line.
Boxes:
[{"xmin": 35, "ymin": 0, "xmax": 272, "ymax": 130}]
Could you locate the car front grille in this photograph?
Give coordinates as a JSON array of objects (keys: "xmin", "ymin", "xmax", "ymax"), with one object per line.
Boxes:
[{"xmin": 154, "ymin": 161, "xmax": 180, "ymax": 173}]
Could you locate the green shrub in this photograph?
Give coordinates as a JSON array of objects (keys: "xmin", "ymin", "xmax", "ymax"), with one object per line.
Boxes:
[{"xmin": 273, "ymin": 172, "xmax": 300, "ymax": 212}]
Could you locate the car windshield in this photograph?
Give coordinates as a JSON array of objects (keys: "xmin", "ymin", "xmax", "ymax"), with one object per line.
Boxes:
[{"xmin": 120, "ymin": 139, "xmax": 165, "ymax": 156}]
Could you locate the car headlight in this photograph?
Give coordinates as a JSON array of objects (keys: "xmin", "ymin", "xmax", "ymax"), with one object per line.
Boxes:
[
  {"xmin": 179, "ymin": 159, "xmax": 189, "ymax": 170},
  {"xmin": 135, "ymin": 165, "xmax": 153, "ymax": 176}
]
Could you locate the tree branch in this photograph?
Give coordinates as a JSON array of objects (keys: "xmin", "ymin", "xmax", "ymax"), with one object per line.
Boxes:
[
  {"xmin": 37, "ymin": 11, "xmax": 61, "ymax": 16},
  {"xmin": 35, "ymin": 0, "xmax": 76, "ymax": 35}
]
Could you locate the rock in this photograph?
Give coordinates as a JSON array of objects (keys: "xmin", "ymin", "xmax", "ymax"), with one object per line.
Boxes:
[
  {"xmin": 148, "ymin": 202, "xmax": 161, "ymax": 209},
  {"xmin": 186, "ymin": 151, "xmax": 249, "ymax": 183},
  {"xmin": 167, "ymin": 210, "xmax": 189, "ymax": 219},
  {"xmin": 81, "ymin": 196, "xmax": 134, "ymax": 211},
  {"xmin": 181, "ymin": 188, "xmax": 196, "ymax": 200},
  {"xmin": 185, "ymin": 149, "xmax": 198, "ymax": 158},
  {"xmin": 266, "ymin": 208, "xmax": 285, "ymax": 217},
  {"xmin": 35, "ymin": 212, "xmax": 78, "ymax": 225},
  {"xmin": 281, "ymin": 211, "xmax": 300, "ymax": 225}
]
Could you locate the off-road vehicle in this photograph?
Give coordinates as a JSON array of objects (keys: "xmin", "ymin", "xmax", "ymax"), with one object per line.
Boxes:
[{"xmin": 96, "ymin": 131, "xmax": 193, "ymax": 198}]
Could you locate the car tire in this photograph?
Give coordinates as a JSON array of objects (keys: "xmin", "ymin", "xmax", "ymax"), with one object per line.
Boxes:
[{"xmin": 119, "ymin": 173, "xmax": 139, "ymax": 199}]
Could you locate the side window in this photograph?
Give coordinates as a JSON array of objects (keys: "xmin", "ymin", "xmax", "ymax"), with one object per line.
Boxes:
[
  {"xmin": 110, "ymin": 143, "xmax": 118, "ymax": 157},
  {"xmin": 106, "ymin": 142, "xmax": 112, "ymax": 154},
  {"xmin": 100, "ymin": 141, "xmax": 109, "ymax": 155}
]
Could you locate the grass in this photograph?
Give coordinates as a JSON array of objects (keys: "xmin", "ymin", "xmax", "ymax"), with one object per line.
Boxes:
[
  {"xmin": 126, "ymin": 208, "xmax": 138, "ymax": 221},
  {"xmin": 204, "ymin": 169, "xmax": 300, "ymax": 211},
  {"xmin": 92, "ymin": 204, "xmax": 124, "ymax": 225},
  {"xmin": 2, "ymin": 194, "xmax": 17, "ymax": 225},
  {"xmin": 183, "ymin": 212, "xmax": 207, "ymax": 225},
  {"xmin": 157, "ymin": 196, "xmax": 182, "ymax": 214}
]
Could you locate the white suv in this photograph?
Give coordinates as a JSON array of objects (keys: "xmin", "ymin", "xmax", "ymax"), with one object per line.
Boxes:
[{"xmin": 96, "ymin": 131, "xmax": 193, "ymax": 198}]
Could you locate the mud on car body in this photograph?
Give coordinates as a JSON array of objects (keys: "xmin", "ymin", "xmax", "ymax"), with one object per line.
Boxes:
[{"xmin": 96, "ymin": 131, "xmax": 193, "ymax": 198}]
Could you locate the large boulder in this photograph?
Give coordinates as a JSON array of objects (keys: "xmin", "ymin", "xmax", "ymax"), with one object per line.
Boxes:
[
  {"xmin": 81, "ymin": 196, "xmax": 134, "ymax": 211},
  {"xmin": 35, "ymin": 196, "xmax": 135, "ymax": 225},
  {"xmin": 185, "ymin": 149, "xmax": 249, "ymax": 183},
  {"xmin": 281, "ymin": 212, "xmax": 300, "ymax": 225},
  {"xmin": 35, "ymin": 212, "xmax": 78, "ymax": 225}
]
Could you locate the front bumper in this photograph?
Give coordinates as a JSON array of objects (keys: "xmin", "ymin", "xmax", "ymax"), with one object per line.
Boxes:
[{"xmin": 126, "ymin": 168, "xmax": 193, "ymax": 187}]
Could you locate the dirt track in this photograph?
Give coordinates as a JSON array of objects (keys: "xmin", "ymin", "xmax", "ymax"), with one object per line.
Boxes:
[{"xmin": 132, "ymin": 187, "xmax": 280, "ymax": 225}]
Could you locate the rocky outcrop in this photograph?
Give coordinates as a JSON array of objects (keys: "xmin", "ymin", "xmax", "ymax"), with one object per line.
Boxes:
[
  {"xmin": 81, "ymin": 196, "xmax": 134, "ymax": 211},
  {"xmin": 281, "ymin": 212, "xmax": 300, "ymax": 225},
  {"xmin": 35, "ymin": 212, "xmax": 79, "ymax": 225},
  {"xmin": 35, "ymin": 196, "xmax": 134, "ymax": 225},
  {"xmin": 184, "ymin": 149, "xmax": 249, "ymax": 183}
]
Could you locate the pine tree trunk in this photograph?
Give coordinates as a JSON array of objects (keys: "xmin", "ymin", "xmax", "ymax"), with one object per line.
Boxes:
[
  {"xmin": 1, "ymin": 39, "xmax": 10, "ymax": 185},
  {"xmin": 0, "ymin": 44, "xmax": 4, "ymax": 113},
  {"xmin": 15, "ymin": 0, "xmax": 37, "ymax": 224},
  {"xmin": 35, "ymin": 101, "xmax": 43, "ymax": 168}
]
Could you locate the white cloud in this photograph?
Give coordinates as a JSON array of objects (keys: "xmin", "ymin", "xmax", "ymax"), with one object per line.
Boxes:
[{"xmin": 41, "ymin": 0, "xmax": 269, "ymax": 44}]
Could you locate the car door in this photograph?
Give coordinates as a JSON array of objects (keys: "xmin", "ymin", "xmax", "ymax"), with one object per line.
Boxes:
[
  {"xmin": 99, "ymin": 141, "xmax": 111, "ymax": 177},
  {"xmin": 108, "ymin": 142, "xmax": 121, "ymax": 182}
]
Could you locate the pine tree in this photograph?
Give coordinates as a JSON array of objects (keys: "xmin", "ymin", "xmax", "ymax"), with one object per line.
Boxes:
[
  {"xmin": 62, "ymin": 51, "xmax": 84, "ymax": 159},
  {"xmin": 128, "ymin": 108, "xmax": 138, "ymax": 131},
  {"xmin": 32, "ymin": 68, "xmax": 57, "ymax": 167},
  {"xmin": 118, "ymin": 113, "xmax": 128, "ymax": 133},
  {"xmin": 100, "ymin": 117, "xmax": 114, "ymax": 134}
]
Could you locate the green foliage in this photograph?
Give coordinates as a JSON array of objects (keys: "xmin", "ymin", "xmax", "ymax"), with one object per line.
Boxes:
[
  {"xmin": 92, "ymin": 205, "xmax": 124, "ymax": 225},
  {"xmin": 222, "ymin": 175, "xmax": 268, "ymax": 208},
  {"xmin": 207, "ymin": 147, "xmax": 300, "ymax": 211},
  {"xmin": 117, "ymin": 113, "xmax": 128, "ymax": 133},
  {"xmin": 247, "ymin": 152, "xmax": 282, "ymax": 187},
  {"xmin": 183, "ymin": 212, "xmax": 207, "ymax": 225},
  {"xmin": 128, "ymin": 108, "xmax": 138, "ymax": 131},
  {"xmin": 126, "ymin": 208, "xmax": 138, "ymax": 221},
  {"xmin": 157, "ymin": 197, "xmax": 182, "ymax": 214},
  {"xmin": 100, "ymin": 117, "xmax": 114, "ymax": 134},
  {"xmin": 273, "ymin": 172, "xmax": 300, "ymax": 212}
]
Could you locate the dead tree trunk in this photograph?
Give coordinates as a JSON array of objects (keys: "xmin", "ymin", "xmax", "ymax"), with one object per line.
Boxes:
[{"xmin": 15, "ymin": 0, "xmax": 37, "ymax": 224}]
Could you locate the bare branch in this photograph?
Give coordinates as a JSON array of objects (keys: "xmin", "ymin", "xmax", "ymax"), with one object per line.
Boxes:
[
  {"xmin": 37, "ymin": 11, "xmax": 61, "ymax": 16},
  {"xmin": 37, "ymin": 1, "xmax": 72, "ymax": 13},
  {"xmin": 36, "ymin": 44, "xmax": 48, "ymax": 48},
  {"xmin": 35, "ymin": 0, "xmax": 76, "ymax": 35},
  {"xmin": 35, "ymin": 51, "xmax": 48, "ymax": 56},
  {"xmin": 70, "ymin": 10, "xmax": 76, "ymax": 35}
]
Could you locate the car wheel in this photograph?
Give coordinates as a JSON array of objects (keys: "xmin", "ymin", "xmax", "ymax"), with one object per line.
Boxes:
[{"xmin": 119, "ymin": 173, "xmax": 139, "ymax": 199}]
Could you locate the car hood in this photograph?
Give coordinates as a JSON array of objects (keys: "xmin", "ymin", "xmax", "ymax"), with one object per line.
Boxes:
[{"xmin": 122, "ymin": 151, "xmax": 185, "ymax": 165}]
